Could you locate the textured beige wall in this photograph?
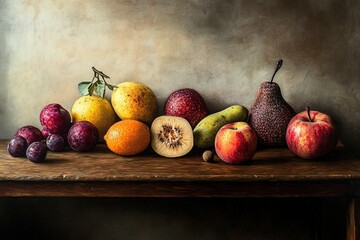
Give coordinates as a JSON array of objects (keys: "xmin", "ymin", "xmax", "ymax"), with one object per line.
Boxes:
[{"xmin": 0, "ymin": 0, "xmax": 359, "ymax": 154}]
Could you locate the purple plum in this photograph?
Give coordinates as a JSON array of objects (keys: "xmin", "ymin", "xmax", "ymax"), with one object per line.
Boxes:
[
  {"xmin": 7, "ymin": 136, "xmax": 28, "ymax": 157},
  {"xmin": 42, "ymin": 126, "xmax": 68, "ymax": 145},
  {"xmin": 26, "ymin": 141, "xmax": 47, "ymax": 163},
  {"xmin": 67, "ymin": 121, "xmax": 98, "ymax": 152},
  {"xmin": 15, "ymin": 125, "xmax": 43, "ymax": 144},
  {"xmin": 46, "ymin": 134, "xmax": 65, "ymax": 152},
  {"xmin": 40, "ymin": 103, "xmax": 71, "ymax": 135}
]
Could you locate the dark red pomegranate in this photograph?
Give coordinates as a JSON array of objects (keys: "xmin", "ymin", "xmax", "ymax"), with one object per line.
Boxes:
[{"xmin": 164, "ymin": 88, "xmax": 208, "ymax": 128}]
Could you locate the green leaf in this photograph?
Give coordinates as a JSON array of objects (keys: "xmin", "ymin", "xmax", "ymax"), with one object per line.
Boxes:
[
  {"xmin": 78, "ymin": 82, "xmax": 92, "ymax": 96},
  {"xmin": 94, "ymin": 81, "xmax": 106, "ymax": 98},
  {"xmin": 78, "ymin": 67, "xmax": 117, "ymax": 98}
]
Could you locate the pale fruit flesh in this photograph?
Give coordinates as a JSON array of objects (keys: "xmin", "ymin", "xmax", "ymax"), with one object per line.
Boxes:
[{"xmin": 151, "ymin": 116, "xmax": 193, "ymax": 158}]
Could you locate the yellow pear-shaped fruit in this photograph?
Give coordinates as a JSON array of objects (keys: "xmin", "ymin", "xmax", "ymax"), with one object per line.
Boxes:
[{"xmin": 111, "ymin": 82, "xmax": 158, "ymax": 124}]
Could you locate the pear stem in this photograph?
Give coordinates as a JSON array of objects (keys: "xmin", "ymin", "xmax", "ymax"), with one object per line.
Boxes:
[
  {"xmin": 306, "ymin": 106, "xmax": 312, "ymax": 122},
  {"xmin": 270, "ymin": 59, "xmax": 283, "ymax": 83}
]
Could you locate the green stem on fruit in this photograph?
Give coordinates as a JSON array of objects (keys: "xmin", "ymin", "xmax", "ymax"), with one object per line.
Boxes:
[
  {"xmin": 92, "ymin": 66, "xmax": 110, "ymax": 79},
  {"xmin": 78, "ymin": 67, "xmax": 117, "ymax": 98},
  {"xmin": 270, "ymin": 59, "xmax": 283, "ymax": 83},
  {"xmin": 306, "ymin": 106, "xmax": 312, "ymax": 122}
]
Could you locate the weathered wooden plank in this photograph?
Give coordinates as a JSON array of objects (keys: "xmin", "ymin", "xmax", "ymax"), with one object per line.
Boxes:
[
  {"xmin": 0, "ymin": 140, "xmax": 359, "ymax": 183},
  {"xmin": 0, "ymin": 181, "xmax": 353, "ymax": 197}
]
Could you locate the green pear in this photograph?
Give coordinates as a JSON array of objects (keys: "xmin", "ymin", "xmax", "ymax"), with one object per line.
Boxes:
[{"xmin": 193, "ymin": 105, "xmax": 248, "ymax": 149}]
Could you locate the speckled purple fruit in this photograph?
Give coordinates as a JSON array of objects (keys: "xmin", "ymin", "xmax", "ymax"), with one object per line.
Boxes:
[
  {"xmin": 67, "ymin": 121, "xmax": 98, "ymax": 152},
  {"xmin": 46, "ymin": 134, "xmax": 65, "ymax": 152},
  {"xmin": 248, "ymin": 60, "xmax": 296, "ymax": 147},
  {"xmin": 26, "ymin": 141, "xmax": 47, "ymax": 163},
  {"xmin": 164, "ymin": 88, "xmax": 208, "ymax": 128},
  {"xmin": 248, "ymin": 81, "xmax": 296, "ymax": 147},
  {"xmin": 40, "ymin": 103, "xmax": 71, "ymax": 135},
  {"xmin": 42, "ymin": 126, "xmax": 68, "ymax": 145},
  {"xmin": 15, "ymin": 125, "xmax": 43, "ymax": 145},
  {"xmin": 7, "ymin": 136, "xmax": 28, "ymax": 157}
]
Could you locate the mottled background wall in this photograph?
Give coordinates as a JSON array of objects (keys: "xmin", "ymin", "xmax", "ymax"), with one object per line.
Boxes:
[
  {"xmin": 0, "ymin": 0, "xmax": 359, "ymax": 154},
  {"xmin": 0, "ymin": 0, "xmax": 359, "ymax": 239}
]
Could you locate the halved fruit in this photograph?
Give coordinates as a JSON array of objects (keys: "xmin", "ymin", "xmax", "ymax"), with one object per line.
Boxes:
[{"xmin": 151, "ymin": 116, "xmax": 194, "ymax": 158}]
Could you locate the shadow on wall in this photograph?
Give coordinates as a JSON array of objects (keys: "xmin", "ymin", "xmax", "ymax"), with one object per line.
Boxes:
[{"xmin": 0, "ymin": 1, "xmax": 10, "ymax": 132}]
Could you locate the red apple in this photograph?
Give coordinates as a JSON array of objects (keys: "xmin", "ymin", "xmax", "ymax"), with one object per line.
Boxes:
[
  {"xmin": 215, "ymin": 122, "xmax": 257, "ymax": 164},
  {"xmin": 286, "ymin": 107, "xmax": 338, "ymax": 159}
]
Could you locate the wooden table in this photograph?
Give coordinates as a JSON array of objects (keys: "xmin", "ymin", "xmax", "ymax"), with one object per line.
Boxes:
[{"xmin": 0, "ymin": 139, "xmax": 359, "ymax": 239}]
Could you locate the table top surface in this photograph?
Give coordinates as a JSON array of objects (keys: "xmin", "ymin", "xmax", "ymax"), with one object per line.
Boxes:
[{"xmin": 0, "ymin": 139, "xmax": 359, "ymax": 183}]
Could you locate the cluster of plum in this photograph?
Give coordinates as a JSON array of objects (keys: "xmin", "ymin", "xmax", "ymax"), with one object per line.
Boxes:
[{"xmin": 7, "ymin": 104, "xmax": 98, "ymax": 163}]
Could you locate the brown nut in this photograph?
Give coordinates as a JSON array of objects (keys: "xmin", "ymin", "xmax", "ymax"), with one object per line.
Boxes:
[{"xmin": 202, "ymin": 150, "xmax": 215, "ymax": 163}]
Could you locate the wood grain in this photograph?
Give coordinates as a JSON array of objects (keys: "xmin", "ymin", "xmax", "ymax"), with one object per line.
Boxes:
[
  {"xmin": 347, "ymin": 197, "xmax": 360, "ymax": 240},
  {"xmin": 0, "ymin": 139, "xmax": 359, "ymax": 197},
  {"xmin": 2, "ymin": 139, "xmax": 360, "ymax": 237},
  {"xmin": 0, "ymin": 181, "xmax": 353, "ymax": 198}
]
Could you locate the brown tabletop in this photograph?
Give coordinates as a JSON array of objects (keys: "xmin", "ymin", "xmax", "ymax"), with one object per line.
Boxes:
[
  {"xmin": 2, "ymin": 139, "xmax": 360, "ymax": 239},
  {"xmin": 0, "ymin": 139, "xmax": 359, "ymax": 198}
]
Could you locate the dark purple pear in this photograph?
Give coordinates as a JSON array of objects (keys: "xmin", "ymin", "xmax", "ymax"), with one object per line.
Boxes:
[{"xmin": 248, "ymin": 60, "xmax": 296, "ymax": 147}]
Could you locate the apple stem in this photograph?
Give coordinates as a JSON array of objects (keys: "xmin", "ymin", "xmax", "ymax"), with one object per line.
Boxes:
[
  {"xmin": 270, "ymin": 59, "xmax": 283, "ymax": 83},
  {"xmin": 306, "ymin": 106, "xmax": 312, "ymax": 122}
]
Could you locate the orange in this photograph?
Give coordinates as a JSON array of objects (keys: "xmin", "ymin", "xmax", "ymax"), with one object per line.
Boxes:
[{"xmin": 104, "ymin": 119, "xmax": 150, "ymax": 156}]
